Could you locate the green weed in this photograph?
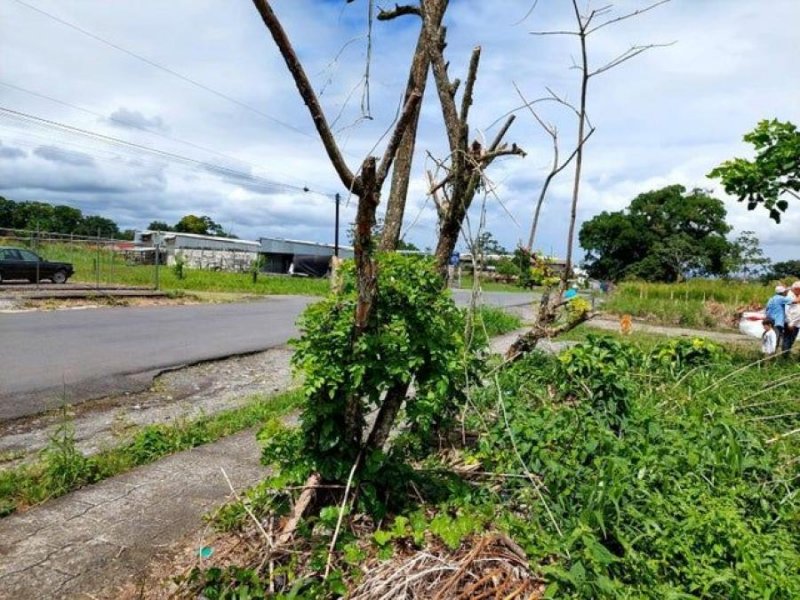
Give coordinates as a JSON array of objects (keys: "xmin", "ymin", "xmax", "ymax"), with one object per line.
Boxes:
[
  {"xmin": 468, "ymin": 305, "xmax": 522, "ymax": 344},
  {"xmin": 466, "ymin": 337, "xmax": 800, "ymax": 598},
  {"xmin": 0, "ymin": 390, "xmax": 302, "ymax": 518}
]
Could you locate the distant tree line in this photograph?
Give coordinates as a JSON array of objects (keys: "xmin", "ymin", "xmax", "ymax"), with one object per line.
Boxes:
[
  {"xmin": 0, "ymin": 196, "xmax": 238, "ymax": 241},
  {"xmin": 0, "ymin": 196, "xmax": 131, "ymax": 239}
]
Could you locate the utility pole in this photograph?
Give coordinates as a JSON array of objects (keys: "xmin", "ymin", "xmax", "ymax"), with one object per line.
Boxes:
[{"xmin": 334, "ymin": 192, "xmax": 340, "ymax": 257}]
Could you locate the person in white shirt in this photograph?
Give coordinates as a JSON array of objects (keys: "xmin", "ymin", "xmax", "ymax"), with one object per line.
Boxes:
[
  {"xmin": 762, "ymin": 318, "xmax": 777, "ymax": 355},
  {"xmin": 784, "ymin": 281, "xmax": 800, "ymax": 353}
]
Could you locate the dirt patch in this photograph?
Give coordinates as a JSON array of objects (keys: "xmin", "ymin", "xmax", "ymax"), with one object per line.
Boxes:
[
  {"xmin": 585, "ymin": 316, "xmax": 755, "ymax": 346},
  {"xmin": 0, "ymin": 347, "xmax": 295, "ymax": 467},
  {"xmin": 16, "ymin": 294, "xmax": 201, "ymax": 311}
]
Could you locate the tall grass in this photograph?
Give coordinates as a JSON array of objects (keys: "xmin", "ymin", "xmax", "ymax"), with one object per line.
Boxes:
[
  {"xmin": 604, "ymin": 279, "xmax": 772, "ymax": 329},
  {"xmin": 612, "ymin": 279, "xmax": 769, "ymax": 305}
]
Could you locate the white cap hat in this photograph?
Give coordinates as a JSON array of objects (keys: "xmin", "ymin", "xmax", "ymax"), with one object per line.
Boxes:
[
  {"xmin": 792, "ymin": 281, "xmax": 800, "ymax": 289},
  {"xmin": 776, "ymin": 285, "xmax": 787, "ymax": 294}
]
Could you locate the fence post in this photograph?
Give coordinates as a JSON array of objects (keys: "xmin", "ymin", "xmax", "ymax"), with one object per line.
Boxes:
[
  {"xmin": 154, "ymin": 243, "xmax": 161, "ymax": 291},
  {"xmin": 96, "ymin": 229, "xmax": 101, "ymax": 290}
]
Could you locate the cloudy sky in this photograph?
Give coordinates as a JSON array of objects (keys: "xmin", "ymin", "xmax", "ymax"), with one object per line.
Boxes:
[{"xmin": 0, "ymin": 0, "xmax": 798, "ymax": 260}]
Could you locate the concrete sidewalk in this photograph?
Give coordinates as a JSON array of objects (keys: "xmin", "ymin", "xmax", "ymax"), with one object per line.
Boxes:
[{"xmin": 0, "ymin": 430, "xmax": 268, "ymax": 600}]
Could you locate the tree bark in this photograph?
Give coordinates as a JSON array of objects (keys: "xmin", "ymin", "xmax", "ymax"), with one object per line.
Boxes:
[
  {"xmin": 379, "ymin": 3, "xmax": 445, "ymax": 251},
  {"xmin": 366, "ymin": 381, "xmax": 408, "ymax": 450},
  {"xmin": 563, "ymin": 6, "xmax": 589, "ymax": 289}
]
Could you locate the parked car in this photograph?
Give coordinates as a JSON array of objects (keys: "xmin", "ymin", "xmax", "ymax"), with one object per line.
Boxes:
[{"xmin": 0, "ymin": 247, "xmax": 74, "ymax": 284}]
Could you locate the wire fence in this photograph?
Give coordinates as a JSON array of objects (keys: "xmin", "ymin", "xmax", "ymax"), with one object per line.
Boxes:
[{"xmin": 0, "ymin": 227, "xmax": 162, "ymax": 290}]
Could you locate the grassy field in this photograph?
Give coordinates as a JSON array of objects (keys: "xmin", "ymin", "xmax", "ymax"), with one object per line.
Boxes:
[
  {"xmin": 603, "ymin": 279, "xmax": 772, "ymax": 329},
  {"xmin": 31, "ymin": 242, "xmax": 331, "ymax": 296},
  {"xmin": 454, "ymin": 275, "xmax": 540, "ymax": 293}
]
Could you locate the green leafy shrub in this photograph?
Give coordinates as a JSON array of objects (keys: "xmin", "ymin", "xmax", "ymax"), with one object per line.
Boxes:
[
  {"xmin": 651, "ymin": 337, "xmax": 726, "ymax": 371},
  {"xmin": 172, "ymin": 251, "xmax": 186, "ymax": 280},
  {"xmin": 557, "ymin": 335, "xmax": 642, "ymax": 426},
  {"xmin": 42, "ymin": 419, "xmax": 98, "ymax": 496},
  {"xmin": 472, "ymin": 340, "xmax": 800, "ymax": 599},
  {"xmin": 291, "ymin": 253, "xmax": 472, "ymax": 484}
]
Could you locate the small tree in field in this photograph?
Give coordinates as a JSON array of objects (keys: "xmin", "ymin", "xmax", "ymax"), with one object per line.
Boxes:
[{"xmin": 507, "ymin": 0, "xmax": 673, "ymax": 359}]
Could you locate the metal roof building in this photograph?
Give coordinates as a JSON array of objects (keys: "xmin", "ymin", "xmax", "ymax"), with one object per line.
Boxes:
[
  {"xmin": 134, "ymin": 231, "xmax": 260, "ymax": 252},
  {"xmin": 259, "ymin": 237, "xmax": 354, "ymax": 276},
  {"xmin": 258, "ymin": 237, "xmax": 354, "ymax": 258}
]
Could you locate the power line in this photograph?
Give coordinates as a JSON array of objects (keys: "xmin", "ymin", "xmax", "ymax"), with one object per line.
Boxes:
[
  {"xmin": 0, "ymin": 80, "xmax": 334, "ymax": 195},
  {"xmin": 10, "ymin": 0, "xmax": 318, "ymax": 142},
  {"xmin": 0, "ymin": 105, "xmax": 337, "ymax": 197}
]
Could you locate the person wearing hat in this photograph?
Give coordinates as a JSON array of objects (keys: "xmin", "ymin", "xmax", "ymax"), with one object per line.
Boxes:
[
  {"xmin": 783, "ymin": 281, "xmax": 800, "ymax": 354},
  {"xmin": 765, "ymin": 285, "xmax": 799, "ymax": 354}
]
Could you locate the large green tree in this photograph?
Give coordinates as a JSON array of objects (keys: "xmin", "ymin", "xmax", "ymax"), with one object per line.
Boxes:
[
  {"xmin": 173, "ymin": 214, "xmax": 226, "ymax": 236},
  {"xmin": 727, "ymin": 230, "xmax": 771, "ymax": 280},
  {"xmin": 147, "ymin": 220, "xmax": 172, "ymax": 231},
  {"xmin": 579, "ymin": 185, "xmax": 735, "ymax": 282},
  {"xmin": 709, "ymin": 119, "xmax": 800, "ymax": 223},
  {"xmin": 0, "ymin": 196, "xmax": 125, "ymax": 238}
]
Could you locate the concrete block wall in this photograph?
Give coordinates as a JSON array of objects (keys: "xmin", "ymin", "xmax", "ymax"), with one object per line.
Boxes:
[{"xmin": 166, "ymin": 248, "xmax": 257, "ymax": 272}]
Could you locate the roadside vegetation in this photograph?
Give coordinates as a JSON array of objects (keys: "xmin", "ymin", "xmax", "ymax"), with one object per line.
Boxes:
[
  {"xmin": 181, "ymin": 333, "xmax": 800, "ymax": 599},
  {"xmin": 472, "ymin": 304, "xmax": 522, "ymax": 338},
  {"xmin": 602, "ymin": 279, "xmax": 772, "ymax": 329},
  {"xmin": 0, "ymin": 390, "xmax": 302, "ymax": 518}
]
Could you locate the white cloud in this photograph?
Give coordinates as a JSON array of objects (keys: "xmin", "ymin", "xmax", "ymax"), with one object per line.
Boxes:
[{"xmin": 0, "ymin": 0, "xmax": 797, "ymax": 260}]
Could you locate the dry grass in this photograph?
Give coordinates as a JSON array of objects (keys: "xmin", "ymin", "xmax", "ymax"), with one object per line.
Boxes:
[{"xmin": 351, "ymin": 533, "xmax": 544, "ymax": 600}]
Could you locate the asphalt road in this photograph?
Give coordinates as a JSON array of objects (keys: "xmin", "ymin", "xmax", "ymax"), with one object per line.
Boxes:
[{"xmin": 0, "ymin": 290, "xmax": 534, "ymax": 421}]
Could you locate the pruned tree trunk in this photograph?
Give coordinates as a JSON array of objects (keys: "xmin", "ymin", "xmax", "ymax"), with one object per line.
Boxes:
[
  {"xmin": 378, "ymin": 2, "xmax": 445, "ymax": 251},
  {"xmin": 422, "ymin": 4, "xmax": 525, "ymax": 280},
  {"xmin": 365, "ymin": 382, "xmax": 407, "ymax": 450},
  {"xmin": 252, "ymin": 0, "xmax": 423, "ymax": 458}
]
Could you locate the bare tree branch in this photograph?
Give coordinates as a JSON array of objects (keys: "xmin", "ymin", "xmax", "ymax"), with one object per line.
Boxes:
[
  {"xmin": 376, "ymin": 3, "xmax": 421, "ymax": 20},
  {"xmin": 487, "ymin": 115, "xmax": 516, "ymax": 153},
  {"xmin": 481, "ymin": 144, "xmax": 527, "ymax": 163},
  {"xmin": 530, "ymin": 30, "xmax": 580, "ymax": 36},
  {"xmin": 376, "ymin": 91, "xmax": 423, "ymax": 185},
  {"xmin": 587, "ymin": 0, "xmax": 672, "ymax": 35},
  {"xmin": 459, "ymin": 47, "xmax": 482, "ymax": 127},
  {"xmin": 590, "ymin": 42, "xmax": 676, "ymax": 77},
  {"xmin": 510, "ymin": 0, "xmax": 673, "ymax": 360},
  {"xmin": 379, "ymin": 0, "xmax": 443, "ymax": 251},
  {"xmin": 251, "ymin": 0, "xmax": 357, "ymax": 192},
  {"xmin": 515, "ymin": 82, "xmax": 593, "ymax": 249},
  {"xmin": 512, "ymin": 0, "xmax": 540, "ymax": 26},
  {"xmin": 425, "ymin": 23, "xmax": 461, "ymax": 152}
]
